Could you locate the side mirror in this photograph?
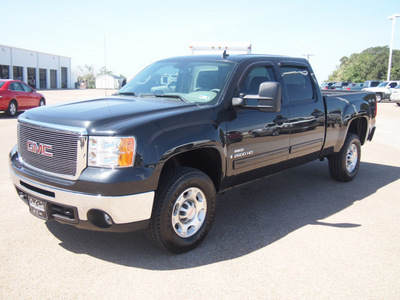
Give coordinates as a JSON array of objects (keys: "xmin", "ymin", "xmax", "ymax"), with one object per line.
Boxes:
[{"xmin": 232, "ymin": 81, "xmax": 281, "ymax": 113}]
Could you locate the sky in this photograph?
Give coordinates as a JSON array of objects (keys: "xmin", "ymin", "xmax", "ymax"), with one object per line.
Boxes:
[{"xmin": 2, "ymin": 0, "xmax": 400, "ymax": 83}]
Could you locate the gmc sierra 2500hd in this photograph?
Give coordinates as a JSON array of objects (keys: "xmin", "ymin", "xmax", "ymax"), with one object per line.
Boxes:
[{"xmin": 9, "ymin": 54, "xmax": 376, "ymax": 253}]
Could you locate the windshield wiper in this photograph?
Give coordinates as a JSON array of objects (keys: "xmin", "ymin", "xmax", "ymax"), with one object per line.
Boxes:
[
  {"xmin": 116, "ymin": 91, "xmax": 136, "ymax": 96},
  {"xmin": 154, "ymin": 94, "xmax": 189, "ymax": 103}
]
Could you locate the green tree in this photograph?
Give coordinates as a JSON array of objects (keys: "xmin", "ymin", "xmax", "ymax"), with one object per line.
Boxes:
[
  {"xmin": 77, "ymin": 64, "xmax": 96, "ymax": 89},
  {"xmin": 328, "ymin": 46, "xmax": 400, "ymax": 82},
  {"xmin": 98, "ymin": 66, "xmax": 113, "ymax": 75}
]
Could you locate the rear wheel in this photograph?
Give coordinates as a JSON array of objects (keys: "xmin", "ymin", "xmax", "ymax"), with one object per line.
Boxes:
[
  {"xmin": 328, "ymin": 134, "xmax": 361, "ymax": 182},
  {"xmin": 5, "ymin": 100, "xmax": 18, "ymax": 117},
  {"xmin": 376, "ymin": 93, "xmax": 382, "ymax": 102},
  {"xmin": 146, "ymin": 167, "xmax": 216, "ymax": 253}
]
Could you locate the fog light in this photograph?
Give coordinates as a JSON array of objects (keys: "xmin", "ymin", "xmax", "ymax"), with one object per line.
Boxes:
[
  {"xmin": 104, "ymin": 213, "xmax": 113, "ymax": 226},
  {"xmin": 18, "ymin": 191, "xmax": 27, "ymax": 201}
]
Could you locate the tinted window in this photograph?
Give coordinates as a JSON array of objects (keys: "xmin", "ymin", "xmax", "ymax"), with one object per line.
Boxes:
[
  {"xmin": 21, "ymin": 82, "xmax": 33, "ymax": 92},
  {"xmin": 0, "ymin": 82, "xmax": 5, "ymax": 88},
  {"xmin": 11, "ymin": 82, "xmax": 24, "ymax": 91},
  {"xmin": 240, "ymin": 66, "xmax": 276, "ymax": 95},
  {"xmin": 371, "ymin": 81, "xmax": 380, "ymax": 87},
  {"xmin": 281, "ymin": 66, "xmax": 314, "ymax": 102},
  {"xmin": 378, "ymin": 82, "xmax": 388, "ymax": 87}
]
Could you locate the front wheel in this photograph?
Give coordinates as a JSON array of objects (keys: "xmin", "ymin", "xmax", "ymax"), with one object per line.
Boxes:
[
  {"xmin": 5, "ymin": 100, "xmax": 18, "ymax": 117},
  {"xmin": 146, "ymin": 167, "xmax": 216, "ymax": 253},
  {"xmin": 39, "ymin": 98, "xmax": 46, "ymax": 106},
  {"xmin": 328, "ymin": 134, "xmax": 361, "ymax": 182}
]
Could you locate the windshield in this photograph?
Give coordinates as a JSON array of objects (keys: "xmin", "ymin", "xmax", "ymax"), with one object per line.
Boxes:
[
  {"xmin": 377, "ymin": 81, "xmax": 388, "ymax": 87},
  {"xmin": 118, "ymin": 60, "xmax": 234, "ymax": 105}
]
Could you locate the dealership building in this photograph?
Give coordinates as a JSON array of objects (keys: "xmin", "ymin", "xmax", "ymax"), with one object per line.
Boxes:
[{"xmin": 0, "ymin": 44, "xmax": 73, "ymax": 89}]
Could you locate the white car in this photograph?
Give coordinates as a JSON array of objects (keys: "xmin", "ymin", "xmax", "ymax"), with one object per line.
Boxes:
[
  {"xmin": 362, "ymin": 80, "xmax": 400, "ymax": 102},
  {"xmin": 389, "ymin": 85, "xmax": 400, "ymax": 106}
]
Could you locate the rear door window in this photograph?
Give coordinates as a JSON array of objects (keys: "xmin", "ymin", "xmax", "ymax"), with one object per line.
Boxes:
[{"xmin": 280, "ymin": 66, "xmax": 314, "ymax": 102}]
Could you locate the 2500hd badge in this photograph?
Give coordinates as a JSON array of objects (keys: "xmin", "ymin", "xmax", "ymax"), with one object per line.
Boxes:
[{"xmin": 9, "ymin": 53, "xmax": 376, "ymax": 253}]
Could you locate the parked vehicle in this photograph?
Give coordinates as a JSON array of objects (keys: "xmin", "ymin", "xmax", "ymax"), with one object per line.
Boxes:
[
  {"xmin": 9, "ymin": 54, "xmax": 377, "ymax": 253},
  {"xmin": 363, "ymin": 80, "xmax": 381, "ymax": 89},
  {"xmin": 320, "ymin": 82, "xmax": 336, "ymax": 90},
  {"xmin": 333, "ymin": 82, "xmax": 351, "ymax": 90},
  {"xmin": 389, "ymin": 85, "xmax": 400, "ymax": 106},
  {"xmin": 343, "ymin": 83, "xmax": 364, "ymax": 91},
  {"xmin": 362, "ymin": 80, "xmax": 400, "ymax": 101},
  {"xmin": 0, "ymin": 79, "xmax": 45, "ymax": 117}
]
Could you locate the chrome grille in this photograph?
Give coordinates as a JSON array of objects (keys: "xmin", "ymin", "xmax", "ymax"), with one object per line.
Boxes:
[{"xmin": 18, "ymin": 121, "xmax": 87, "ymax": 179}]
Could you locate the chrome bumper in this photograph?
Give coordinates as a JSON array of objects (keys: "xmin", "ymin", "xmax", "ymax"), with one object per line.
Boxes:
[{"xmin": 10, "ymin": 166, "xmax": 155, "ymax": 225}]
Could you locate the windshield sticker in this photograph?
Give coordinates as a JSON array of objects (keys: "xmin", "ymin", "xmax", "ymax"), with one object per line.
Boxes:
[{"xmin": 199, "ymin": 95, "xmax": 211, "ymax": 101}]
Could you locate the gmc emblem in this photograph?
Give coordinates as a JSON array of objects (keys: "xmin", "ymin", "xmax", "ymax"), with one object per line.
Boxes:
[{"xmin": 27, "ymin": 140, "xmax": 53, "ymax": 157}]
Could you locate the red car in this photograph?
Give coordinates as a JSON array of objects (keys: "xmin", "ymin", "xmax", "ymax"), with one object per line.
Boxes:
[{"xmin": 0, "ymin": 79, "xmax": 45, "ymax": 117}]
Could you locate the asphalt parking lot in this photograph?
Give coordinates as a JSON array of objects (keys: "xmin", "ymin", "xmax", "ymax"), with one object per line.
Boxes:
[{"xmin": 1, "ymin": 89, "xmax": 399, "ymax": 299}]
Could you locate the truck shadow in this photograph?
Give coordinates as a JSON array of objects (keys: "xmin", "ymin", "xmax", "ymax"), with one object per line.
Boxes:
[{"xmin": 46, "ymin": 160, "xmax": 399, "ymax": 269}]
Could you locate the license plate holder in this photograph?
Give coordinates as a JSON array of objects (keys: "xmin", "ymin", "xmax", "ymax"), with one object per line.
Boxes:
[{"xmin": 28, "ymin": 196, "xmax": 49, "ymax": 220}]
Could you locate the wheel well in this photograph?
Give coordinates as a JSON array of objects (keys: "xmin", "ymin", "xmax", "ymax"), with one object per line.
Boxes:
[
  {"xmin": 161, "ymin": 148, "xmax": 222, "ymax": 192},
  {"xmin": 348, "ymin": 117, "xmax": 367, "ymax": 145}
]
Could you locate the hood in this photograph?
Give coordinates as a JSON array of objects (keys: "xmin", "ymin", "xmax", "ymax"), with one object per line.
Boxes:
[{"xmin": 20, "ymin": 96, "xmax": 197, "ymax": 135}]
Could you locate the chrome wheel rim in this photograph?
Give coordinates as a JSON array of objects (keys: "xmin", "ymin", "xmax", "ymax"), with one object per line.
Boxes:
[
  {"xmin": 9, "ymin": 103, "xmax": 16, "ymax": 115},
  {"xmin": 172, "ymin": 187, "xmax": 207, "ymax": 238},
  {"xmin": 346, "ymin": 143, "xmax": 358, "ymax": 173}
]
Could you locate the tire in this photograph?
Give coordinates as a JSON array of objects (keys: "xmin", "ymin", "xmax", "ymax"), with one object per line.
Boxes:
[
  {"xmin": 376, "ymin": 93, "xmax": 382, "ymax": 102},
  {"xmin": 146, "ymin": 167, "xmax": 216, "ymax": 253},
  {"xmin": 397, "ymin": 103, "xmax": 400, "ymax": 107},
  {"xmin": 328, "ymin": 134, "xmax": 361, "ymax": 182},
  {"xmin": 39, "ymin": 98, "xmax": 46, "ymax": 106},
  {"xmin": 5, "ymin": 100, "xmax": 18, "ymax": 117}
]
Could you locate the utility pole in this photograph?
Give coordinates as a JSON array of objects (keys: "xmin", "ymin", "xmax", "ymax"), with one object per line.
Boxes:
[
  {"xmin": 387, "ymin": 14, "xmax": 400, "ymax": 81},
  {"xmin": 302, "ymin": 53, "xmax": 315, "ymax": 61}
]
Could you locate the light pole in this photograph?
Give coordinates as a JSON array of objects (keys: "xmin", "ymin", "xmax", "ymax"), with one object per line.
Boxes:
[
  {"xmin": 302, "ymin": 53, "xmax": 315, "ymax": 61},
  {"xmin": 387, "ymin": 14, "xmax": 400, "ymax": 81}
]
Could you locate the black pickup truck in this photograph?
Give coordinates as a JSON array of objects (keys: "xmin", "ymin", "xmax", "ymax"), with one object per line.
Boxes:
[{"xmin": 9, "ymin": 54, "xmax": 376, "ymax": 253}]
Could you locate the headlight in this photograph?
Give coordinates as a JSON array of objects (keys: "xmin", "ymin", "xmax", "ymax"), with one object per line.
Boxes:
[{"xmin": 88, "ymin": 136, "xmax": 136, "ymax": 168}]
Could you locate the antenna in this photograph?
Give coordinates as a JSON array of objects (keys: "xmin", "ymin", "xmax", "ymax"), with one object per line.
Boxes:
[
  {"xmin": 104, "ymin": 33, "xmax": 107, "ymax": 95},
  {"xmin": 222, "ymin": 50, "xmax": 229, "ymax": 59}
]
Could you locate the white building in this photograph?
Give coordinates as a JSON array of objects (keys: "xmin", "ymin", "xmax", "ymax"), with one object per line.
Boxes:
[
  {"xmin": 95, "ymin": 74, "xmax": 124, "ymax": 89},
  {"xmin": 0, "ymin": 44, "xmax": 73, "ymax": 89}
]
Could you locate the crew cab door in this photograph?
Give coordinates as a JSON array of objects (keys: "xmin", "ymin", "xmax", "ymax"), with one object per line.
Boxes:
[
  {"xmin": 225, "ymin": 63, "xmax": 290, "ymax": 186},
  {"xmin": 278, "ymin": 62, "xmax": 325, "ymax": 167}
]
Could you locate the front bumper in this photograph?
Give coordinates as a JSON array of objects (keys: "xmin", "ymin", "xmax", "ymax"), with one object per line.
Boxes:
[{"xmin": 9, "ymin": 147, "xmax": 155, "ymax": 232}]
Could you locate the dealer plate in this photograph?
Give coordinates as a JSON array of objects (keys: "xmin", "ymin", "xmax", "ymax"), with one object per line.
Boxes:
[{"xmin": 28, "ymin": 196, "xmax": 48, "ymax": 220}]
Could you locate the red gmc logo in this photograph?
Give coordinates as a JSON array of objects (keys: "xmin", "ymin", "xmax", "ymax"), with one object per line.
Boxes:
[{"xmin": 27, "ymin": 140, "xmax": 53, "ymax": 157}]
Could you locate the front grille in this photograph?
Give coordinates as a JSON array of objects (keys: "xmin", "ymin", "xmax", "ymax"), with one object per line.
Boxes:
[{"xmin": 18, "ymin": 121, "xmax": 87, "ymax": 178}]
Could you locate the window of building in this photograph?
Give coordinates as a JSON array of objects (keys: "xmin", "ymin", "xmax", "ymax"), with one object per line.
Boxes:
[
  {"xmin": 39, "ymin": 69, "xmax": 46, "ymax": 89},
  {"xmin": 0, "ymin": 65, "xmax": 9, "ymax": 79},
  {"xmin": 27, "ymin": 67, "xmax": 36, "ymax": 88},
  {"xmin": 50, "ymin": 69, "xmax": 57, "ymax": 89},
  {"xmin": 13, "ymin": 66, "xmax": 23, "ymax": 81},
  {"xmin": 61, "ymin": 67, "xmax": 68, "ymax": 88}
]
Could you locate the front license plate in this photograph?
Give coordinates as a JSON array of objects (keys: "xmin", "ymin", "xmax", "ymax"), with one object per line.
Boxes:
[{"xmin": 28, "ymin": 196, "xmax": 48, "ymax": 220}]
